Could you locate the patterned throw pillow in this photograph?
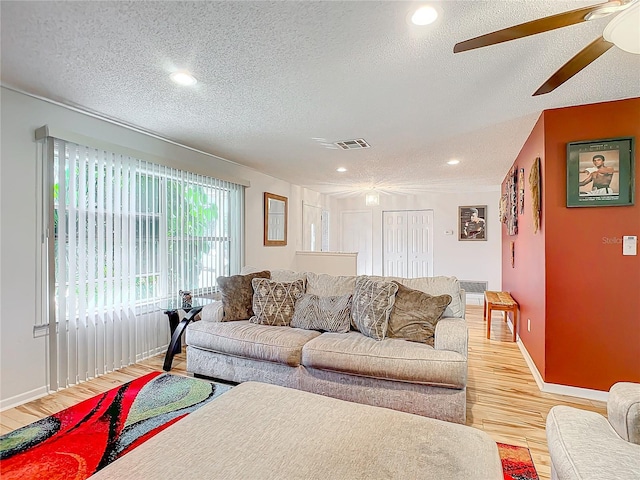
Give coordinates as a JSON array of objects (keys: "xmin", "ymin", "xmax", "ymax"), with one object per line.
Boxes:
[
  {"xmin": 291, "ymin": 294, "xmax": 352, "ymax": 333},
  {"xmin": 388, "ymin": 282, "xmax": 452, "ymax": 347},
  {"xmin": 250, "ymin": 278, "xmax": 305, "ymax": 326},
  {"xmin": 216, "ymin": 271, "xmax": 271, "ymax": 321},
  {"xmin": 351, "ymin": 276, "xmax": 398, "ymax": 340}
]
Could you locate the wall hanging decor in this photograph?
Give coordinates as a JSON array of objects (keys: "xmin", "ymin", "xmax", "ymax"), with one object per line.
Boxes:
[
  {"xmin": 529, "ymin": 157, "xmax": 542, "ymax": 234},
  {"xmin": 566, "ymin": 137, "xmax": 635, "ymax": 207},
  {"xmin": 518, "ymin": 167, "xmax": 525, "ymax": 214},
  {"xmin": 505, "ymin": 166, "xmax": 518, "ymax": 236},
  {"xmin": 499, "ymin": 193, "xmax": 508, "ymax": 224},
  {"xmin": 459, "ymin": 205, "xmax": 487, "ymax": 241},
  {"xmin": 510, "ymin": 241, "xmax": 515, "ymax": 268}
]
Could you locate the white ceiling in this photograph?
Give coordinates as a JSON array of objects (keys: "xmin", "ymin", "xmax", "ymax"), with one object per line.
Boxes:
[{"xmin": 1, "ymin": 1, "xmax": 639, "ymax": 195}]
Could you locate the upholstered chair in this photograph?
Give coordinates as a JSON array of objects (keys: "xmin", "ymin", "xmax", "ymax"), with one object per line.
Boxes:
[{"xmin": 546, "ymin": 382, "xmax": 640, "ymax": 480}]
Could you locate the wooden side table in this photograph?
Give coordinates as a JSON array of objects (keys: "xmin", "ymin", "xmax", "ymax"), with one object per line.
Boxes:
[{"xmin": 484, "ymin": 291, "xmax": 519, "ymax": 342}]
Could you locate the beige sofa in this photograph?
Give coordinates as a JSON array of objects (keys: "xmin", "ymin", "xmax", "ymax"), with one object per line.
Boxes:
[
  {"xmin": 546, "ymin": 382, "xmax": 640, "ymax": 480},
  {"xmin": 186, "ymin": 269, "xmax": 468, "ymax": 423}
]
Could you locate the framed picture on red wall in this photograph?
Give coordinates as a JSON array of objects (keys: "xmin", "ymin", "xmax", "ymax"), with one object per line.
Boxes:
[
  {"xmin": 459, "ymin": 205, "xmax": 487, "ymax": 241},
  {"xmin": 566, "ymin": 137, "xmax": 635, "ymax": 207}
]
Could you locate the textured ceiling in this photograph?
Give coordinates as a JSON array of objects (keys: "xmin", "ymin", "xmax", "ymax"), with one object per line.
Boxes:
[{"xmin": 1, "ymin": 1, "xmax": 639, "ymax": 195}]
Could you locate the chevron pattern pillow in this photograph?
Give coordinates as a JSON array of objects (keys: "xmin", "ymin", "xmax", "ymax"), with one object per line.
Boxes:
[
  {"xmin": 250, "ymin": 278, "xmax": 305, "ymax": 326},
  {"xmin": 291, "ymin": 294, "xmax": 353, "ymax": 333},
  {"xmin": 351, "ymin": 276, "xmax": 398, "ymax": 340}
]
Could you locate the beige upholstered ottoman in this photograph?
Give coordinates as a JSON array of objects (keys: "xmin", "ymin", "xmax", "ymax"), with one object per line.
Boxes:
[{"xmin": 92, "ymin": 381, "xmax": 503, "ymax": 479}]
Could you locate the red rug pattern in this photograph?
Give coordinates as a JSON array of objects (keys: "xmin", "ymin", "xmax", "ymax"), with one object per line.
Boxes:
[{"xmin": 498, "ymin": 442, "xmax": 540, "ymax": 480}]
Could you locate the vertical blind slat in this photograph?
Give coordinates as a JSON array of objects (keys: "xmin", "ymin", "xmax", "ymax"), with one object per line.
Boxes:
[
  {"xmin": 56, "ymin": 140, "xmax": 69, "ymax": 388},
  {"xmin": 87, "ymin": 148, "xmax": 97, "ymax": 379},
  {"xmin": 77, "ymin": 146, "xmax": 88, "ymax": 382}
]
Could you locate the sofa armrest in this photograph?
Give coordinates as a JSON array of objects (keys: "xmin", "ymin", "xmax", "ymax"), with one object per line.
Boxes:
[
  {"xmin": 434, "ymin": 318, "xmax": 468, "ymax": 357},
  {"xmin": 199, "ymin": 301, "xmax": 224, "ymax": 322},
  {"xmin": 608, "ymin": 382, "xmax": 640, "ymax": 444},
  {"xmin": 546, "ymin": 405, "xmax": 640, "ymax": 480},
  {"xmin": 459, "ymin": 288, "xmax": 466, "ymax": 318}
]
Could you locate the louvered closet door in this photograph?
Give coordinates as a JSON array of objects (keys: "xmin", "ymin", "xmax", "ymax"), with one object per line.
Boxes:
[
  {"xmin": 407, "ymin": 210, "xmax": 433, "ymax": 277},
  {"xmin": 383, "ymin": 210, "xmax": 433, "ymax": 278},
  {"xmin": 383, "ymin": 211, "xmax": 407, "ymax": 277}
]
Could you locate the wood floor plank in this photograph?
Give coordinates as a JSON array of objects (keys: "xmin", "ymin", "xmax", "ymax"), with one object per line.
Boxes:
[{"xmin": 0, "ymin": 305, "xmax": 606, "ymax": 480}]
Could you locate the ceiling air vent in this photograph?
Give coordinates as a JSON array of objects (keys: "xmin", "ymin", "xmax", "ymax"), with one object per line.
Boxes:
[{"xmin": 335, "ymin": 138, "xmax": 370, "ymax": 150}]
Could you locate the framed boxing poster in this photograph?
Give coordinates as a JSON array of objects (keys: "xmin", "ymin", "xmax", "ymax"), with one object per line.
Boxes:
[
  {"xmin": 566, "ymin": 137, "xmax": 635, "ymax": 207},
  {"xmin": 459, "ymin": 205, "xmax": 487, "ymax": 241}
]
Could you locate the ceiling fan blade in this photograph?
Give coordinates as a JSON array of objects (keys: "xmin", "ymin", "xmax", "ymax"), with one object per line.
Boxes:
[
  {"xmin": 453, "ymin": 2, "xmax": 612, "ymax": 53},
  {"xmin": 533, "ymin": 36, "xmax": 614, "ymax": 96}
]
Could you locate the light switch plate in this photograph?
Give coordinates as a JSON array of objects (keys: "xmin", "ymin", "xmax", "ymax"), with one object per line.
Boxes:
[{"xmin": 623, "ymin": 236, "xmax": 637, "ymax": 256}]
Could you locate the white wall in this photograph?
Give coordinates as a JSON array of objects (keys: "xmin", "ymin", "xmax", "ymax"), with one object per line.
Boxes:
[
  {"xmin": 0, "ymin": 87, "xmax": 329, "ymax": 407},
  {"xmin": 334, "ymin": 191, "xmax": 502, "ymax": 289}
]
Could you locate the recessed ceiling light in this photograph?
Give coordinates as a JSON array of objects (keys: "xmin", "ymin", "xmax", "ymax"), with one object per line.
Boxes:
[
  {"xmin": 411, "ymin": 6, "xmax": 438, "ymax": 26},
  {"xmin": 170, "ymin": 71, "xmax": 197, "ymax": 86},
  {"xmin": 337, "ymin": 167, "xmax": 347, "ymax": 172},
  {"xmin": 447, "ymin": 159, "xmax": 460, "ymax": 165}
]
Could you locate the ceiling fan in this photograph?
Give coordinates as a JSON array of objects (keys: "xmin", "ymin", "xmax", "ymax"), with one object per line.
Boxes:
[{"xmin": 453, "ymin": 0, "xmax": 640, "ymax": 96}]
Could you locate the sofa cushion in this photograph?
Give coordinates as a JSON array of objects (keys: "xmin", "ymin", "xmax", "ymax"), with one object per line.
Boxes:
[
  {"xmin": 271, "ymin": 270, "xmax": 307, "ymax": 285},
  {"xmin": 241, "ymin": 266, "xmax": 307, "ymax": 286},
  {"xmin": 306, "ymin": 271, "xmax": 355, "ymax": 296},
  {"xmin": 302, "ymin": 331, "xmax": 467, "ymax": 387},
  {"xmin": 186, "ymin": 320, "xmax": 321, "ymax": 366},
  {"xmin": 250, "ymin": 278, "xmax": 305, "ymax": 326},
  {"xmin": 217, "ymin": 271, "xmax": 270, "ymax": 321},
  {"xmin": 388, "ymin": 282, "xmax": 452, "ymax": 347},
  {"xmin": 351, "ymin": 276, "xmax": 398, "ymax": 340},
  {"xmin": 291, "ymin": 293, "xmax": 352, "ymax": 333}
]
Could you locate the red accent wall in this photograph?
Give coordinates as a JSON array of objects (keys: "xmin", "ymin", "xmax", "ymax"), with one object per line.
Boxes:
[
  {"xmin": 501, "ymin": 115, "xmax": 547, "ymax": 378},
  {"xmin": 503, "ymin": 97, "xmax": 640, "ymax": 391}
]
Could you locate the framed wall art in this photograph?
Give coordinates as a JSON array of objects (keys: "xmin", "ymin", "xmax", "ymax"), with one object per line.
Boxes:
[
  {"xmin": 459, "ymin": 205, "xmax": 487, "ymax": 241},
  {"xmin": 264, "ymin": 192, "xmax": 288, "ymax": 246},
  {"xmin": 567, "ymin": 137, "xmax": 635, "ymax": 207}
]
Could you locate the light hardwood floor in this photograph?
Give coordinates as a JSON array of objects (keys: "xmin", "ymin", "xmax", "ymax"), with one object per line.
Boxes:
[{"xmin": 0, "ymin": 305, "xmax": 606, "ymax": 479}]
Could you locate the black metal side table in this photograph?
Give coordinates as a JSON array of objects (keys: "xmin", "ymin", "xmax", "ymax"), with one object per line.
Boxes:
[{"xmin": 161, "ymin": 299, "xmax": 213, "ymax": 371}]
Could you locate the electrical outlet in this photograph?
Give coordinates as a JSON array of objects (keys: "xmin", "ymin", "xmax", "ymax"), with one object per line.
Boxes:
[{"xmin": 527, "ymin": 319, "xmax": 531, "ymax": 332}]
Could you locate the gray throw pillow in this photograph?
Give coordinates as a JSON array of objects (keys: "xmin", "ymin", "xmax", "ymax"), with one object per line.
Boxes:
[
  {"xmin": 291, "ymin": 293, "xmax": 352, "ymax": 333},
  {"xmin": 351, "ymin": 276, "xmax": 398, "ymax": 340},
  {"xmin": 250, "ymin": 278, "xmax": 305, "ymax": 326},
  {"xmin": 388, "ymin": 282, "xmax": 452, "ymax": 346},
  {"xmin": 216, "ymin": 270, "xmax": 270, "ymax": 321}
]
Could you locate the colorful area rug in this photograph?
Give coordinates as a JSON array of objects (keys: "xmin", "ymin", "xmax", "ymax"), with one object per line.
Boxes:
[
  {"xmin": 1, "ymin": 373, "xmax": 539, "ymax": 480},
  {"xmin": 498, "ymin": 442, "xmax": 539, "ymax": 480},
  {"xmin": 0, "ymin": 372, "xmax": 230, "ymax": 479}
]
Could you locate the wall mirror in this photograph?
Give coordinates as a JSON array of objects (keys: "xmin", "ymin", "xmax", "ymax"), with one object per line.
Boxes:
[{"xmin": 264, "ymin": 192, "xmax": 288, "ymax": 246}]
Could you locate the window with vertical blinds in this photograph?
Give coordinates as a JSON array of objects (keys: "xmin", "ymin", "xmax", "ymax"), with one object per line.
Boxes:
[{"xmin": 43, "ymin": 136, "xmax": 243, "ymax": 390}]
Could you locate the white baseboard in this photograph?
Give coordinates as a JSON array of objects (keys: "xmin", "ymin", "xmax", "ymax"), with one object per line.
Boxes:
[
  {"xmin": 0, "ymin": 386, "xmax": 49, "ymax": 412},
  {"xmin": 516, "ymin": 339, "xmax": 609, "ymax": 403}
]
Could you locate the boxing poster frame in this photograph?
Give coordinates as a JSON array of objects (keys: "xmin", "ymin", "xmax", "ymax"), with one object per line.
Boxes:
[
  {"xmin": 566, "ymin": 137, "xmax": 635, "ymax": 207},
  {"xmin": 458, "ymin": 205, "xmax": 487, "ymax": 241}
]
